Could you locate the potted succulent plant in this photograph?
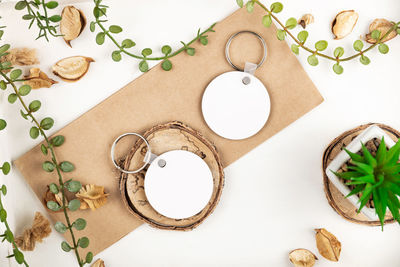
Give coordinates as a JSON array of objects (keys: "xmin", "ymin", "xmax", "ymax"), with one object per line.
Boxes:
[{"xmin": 325, "ymin": 124, "xmax": 400, "ymax": 228}]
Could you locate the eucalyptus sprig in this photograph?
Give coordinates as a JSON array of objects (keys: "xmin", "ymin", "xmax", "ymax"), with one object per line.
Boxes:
[
  {"xmin": 14, "ymin": 0, "xmax": 62, "ymax": 41},
  {"xmin": 0, "ymin": 42, "xmax": 92, "ymax": 266},
  {"xmin": 90, "ymin": 0, "xmax": 216, "ymax": 72},
  {"xmin": 237, "ymin": 0, "xmax": 400, "ymax": 74}
]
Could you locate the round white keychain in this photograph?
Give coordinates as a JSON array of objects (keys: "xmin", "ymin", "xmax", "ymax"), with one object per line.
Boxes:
[
  {"xmin": 111, "ymin": 133, "xmax": 214, "ymax": 220},
  {"xmin": 202, "ymin": 31, "xmax": 271, "ymax": 140}
]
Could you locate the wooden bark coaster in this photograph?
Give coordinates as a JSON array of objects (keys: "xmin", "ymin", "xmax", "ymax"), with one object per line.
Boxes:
[
  {"xmin": 322, "ymin": 123, "xmax": 399, "ymax": 226},
  {"xmin": 119, "ymin": 121, "xmax": 224, "ymax": 231}
]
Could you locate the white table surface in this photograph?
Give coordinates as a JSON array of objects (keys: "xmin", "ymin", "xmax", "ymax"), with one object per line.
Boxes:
[{"xmin": 1, "ymin": 0, "xmax": 400, "ymax": 266}]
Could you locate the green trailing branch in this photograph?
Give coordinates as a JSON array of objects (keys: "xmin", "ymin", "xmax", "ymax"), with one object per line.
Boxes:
[
  {"xmin": 0, "ymin": 42, "xmax": 92, "ymax": 266},
  {"xmin": 90, "ymin": 0, "xmax": 216, "ymax": 72},
  {"xmin": 237, "ymin": 0, "xmax": 400, "ymax": 74},
  {"xmin": 13, "ymin": 0, "xmax": 62, "ymax": 41}
]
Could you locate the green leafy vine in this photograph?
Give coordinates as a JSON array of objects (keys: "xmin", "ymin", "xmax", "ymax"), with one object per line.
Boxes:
[
  {"xmin": 0, "ymin": 41, "xmax": 92, "ymax": 266},
  {"xmin": 90, "ymin": 0, "xmax": 216, "ymax": 72},
  {"xmin": 238, "ymin": 0, "xmax": 400, "ymax": 74},
  {"xmin": 14, "ymin": 0, "xmax": 62, "ymax": 41}
]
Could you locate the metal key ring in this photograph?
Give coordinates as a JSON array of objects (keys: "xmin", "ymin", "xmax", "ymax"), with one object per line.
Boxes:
[
  {"xmin": 225, "ymin": 31, "xmax": 267, "ymax": 72},
  {"xmin": 111, "ymin": 133, "xmax": 152, "ymax": 174}
]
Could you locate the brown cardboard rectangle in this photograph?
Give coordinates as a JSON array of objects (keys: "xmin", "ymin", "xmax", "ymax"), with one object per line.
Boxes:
[{"xmin": 14, "ymin": 5, "xmax": 323, "ymax": 256}]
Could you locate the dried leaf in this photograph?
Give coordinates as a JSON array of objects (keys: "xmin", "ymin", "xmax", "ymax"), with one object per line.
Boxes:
[
  {"xmin": 91, "ymin": 259, "xmax": 105, "ymax": 267},
  {"xmin": 315, "ymin": 228, "xmax": 341, "ymax": 262},
  {"xmin": 15, "ymin": 212, "xmax": 52, "ymax": 251},
  {"xmin": 52, "ymin": 56, "xmax": 94, "ymax": 82},
  {"xmin": 332, "ymin": 10, "xmax": 359, "ymax": 40},
  {"xmin": 60, "ymin": 6, "xmax": 86, "ymax": 47},
  {"xmin": 23, "ymin": 68, "xmax": 58, "ymax": 89},
  {"xmin": 366, "ymin": 19, "xmax": 398, "ymax": 44},
  {"xmin": 76, "ymin": 184, "xmax": 109, "ymax": 211},
  {"xmin": 298, "ymin": 14, "xmax": 314, "ymax": 29},
  {"xmin": 289, "ymin": 249, "xmax": 318, "ymax": 267}
]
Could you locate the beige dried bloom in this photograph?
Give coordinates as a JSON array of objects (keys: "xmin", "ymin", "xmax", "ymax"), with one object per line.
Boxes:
[{"xmin": 76, "ymin": 184, "xmax": 109, "ymax": 211}]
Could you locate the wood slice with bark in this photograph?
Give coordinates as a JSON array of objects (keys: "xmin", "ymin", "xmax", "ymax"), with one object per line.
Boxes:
[
  {"xmin": 119, "ymin": 121, "xmax": 224, "ymax": 230},
  {"xmin": 322, "ymin": 123, "xmax": 398, "ymax": 226}
]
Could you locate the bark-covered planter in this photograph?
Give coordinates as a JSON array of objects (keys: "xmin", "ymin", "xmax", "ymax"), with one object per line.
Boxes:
[{"xmin": 322, "ymin": 123, "xmax": 399, "ymax": 225}]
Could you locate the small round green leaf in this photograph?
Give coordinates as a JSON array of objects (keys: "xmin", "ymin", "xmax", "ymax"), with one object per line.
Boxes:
[
  {"xmin": 378, "ymin": 43, "xmax": 389, "ymax": 54},
  {"xmin": 49, "ymin": 183, "xmax": 59, "ymax": 194},
  {"xmin": 68, "ymin": 199, "xmax": 81, "ymax": 211},
  {"xmin": 4, "ymin": 229, "xmax": 13, "ymax": 243},
  {"xmin": 42, "ymin": 161, "xmax": 55, "ymax": 172},
  {"xmin": 397, "ymin": 28, "xmax": 400, "ymax": 35},
  {"xmin": 29, "ymin": 100, "xmax": 41, "ymax": 112},
  {"xmin": 333, "ymin": 63, "xmax": 344, "ymax": 75},
  {"xmin": 139, "ymin": 60, "xmax": 149, "ymax": 72},
  {"xmin": 276, "ymin": 29, "xmax": 286, "ymax": 41},
  {"xmin": 14, "ymin": 249, "xmax": 24, "ymax": 264},
  {"xmin": 246, "ymin": 1, "xmax": 254, "ymax": 13},
  {"xmin": 161, "ymin": 45, "xmax": 172, "ymax": 56},
  {"xmin": 20, "ymin": 110, "xmax": 28, "ymax": 120},
  {"xmin": 1, "ymin": 185, "xmax": 7, "ymax": 195},
  {"xmin": 109, "ymin": 25, "xmax": 122, "ymax": 34},
  {"xmin": 47, "ymin": 201, "xmax": 61, "ymax": 211},
  {"xmin": 96, "ymin": 32, "xmax": 105, "ymax": 45},
  {"xmin": 360, "ymin": 55, "xmax": 371, "ymax": 65},
  {"xmin": 61, "ymin": 241, "xmax": 72, "ymax": 252},
  {"xmin": 262, "ymin": 15, "xmax": 272, "ymax": 28},
  {"xmin": 236, "ymin": 0, "xmax": 243, "ymax": 8},
  {"xmin": 23, "ymin": 14, "xmax": 34, "ymax": 20},
  {"xmin": 161, "ymin": 60, "xmax": 172, "ymax": 71},
  {"xmin": 353, "ymin": 40, "xmax": 364, "ymax": 51},
  {"xmin": 141, "ymin": 48, "xmax": 152, "ymax": 57},
  {"xmin": 0, "ymin": 209, "xmax": 7, "ymax": 222},
  {"xmin": 8, "ymin": 94, "xmax": 17, "ymax": 104},
  {"xmin": 73, "ymin": 218, "xmax": 87, "ymax": 231},
  {"xmin": 285, "ymin": 17, "xmax": 297, "ymax": 30},
  {"xmin": 51, "ymin": 135, "xmax": 65, "ymax": 147},
  {"xmin": 200, "ymin": 36, "xmax": 208, "ymax": 45},
  {"xmin": 297, "ymin": 31, "xmax": 308, "ymax": 43},
  {"xmin": 334, "ymin": 47, "xmax": 344, "ymax": 58},
  {"xmin": 60, "ymin": 161, "xmax": 75, "ymax": 172},
  {"xmin": 0, "ymin": 119, "xmax": 6, "ymax": 130},
  {"xmin": 29, "ymin": 127, "xmax": 39, "ymax": 139},
  {"xmin": 371, "ymin": 30, "xmax": 381, "ymax": 40},
  {"xmin": 90, "ymin": 22, "xmax": 96, "ymax": 32},
  {"xmin": 270, "ymin": 2, "xmax": 283, "ymax": 13},
  {"xmin": 122, "ymin": 39, "xmax": 135, "ymax": 48},
  {"xmin": 0, "ymin": 80, "xmax": 6, "ymax": 90},
  {"xmin": 19, "ymin": 85, "xmax": 31, "ymax": 96},
  {"xmin": 307, "ymin": 55, "xmax": 319, "ymax": 66},
  {"xmin": 46, "ymin": 1, "xmax": 58, "ymax": 9},
  {"xmin": 41, "ymin": 144, "xmax": 48, "ymax": 155},
  {"xmin": 315, "ymin": 40, "xmax": 328, "ymax": 51},
  {"xmin": 78, "ymin": 237, "xmax": 89, "ymax": 248},
  {"xmin": 40, "ymin": 117, "xmax": 54, "ymax": 130},
  {"xmin": 291, "ymin": 44, "xmax": 299, "ymax": 55},
  {"xmin": 10, "ymin": 69, "xmax": 22, "ymax": 80},
  {"xmin": 55, "ymin": 221, "xmax": 68, "ymax": 233},
  {"xmin": 186, "ymin": 47, "xmax": 195, "ymax": 56},
  {"xmin": 0, "ymin": 44, "xmax": 10, "ymax": 55},
  {"xmin": 1, "ymin": 162, "xmax": 10, "ymax": 175},
  {"xmin": 111, "ymin": 51, "xmax": 122, "ymax": 62},
  {"xmin": 15, "ymin": 1, "xmax": 27, "ymax": 10},
  {"xmin": 67, "ymin": 180, "xmax": 82, "ymax": 193},
  {"xmin": 49, "ymin": 15, "xmax": 61, "ymax": 22}
]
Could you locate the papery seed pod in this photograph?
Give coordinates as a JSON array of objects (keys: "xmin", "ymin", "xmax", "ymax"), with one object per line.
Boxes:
[
  {"xmin": 60, "ymin": 6, "xmax": 86, "ymax": 47},
  {"xmin": 52, "ymin": 56, "xmax": 94, "ymax": 82},
  {"xmin": 315, "ymin": 228, "xmax": 341, "ymax": 262},
  {"xmin": 289, "ymin": 249, "xmax": 318, "ymax": 267},
  {"xmin": 332, "ymin": 10, "xmax": 359, "ymax": 39},
  {"xmin": 366, "ymin": 18, "xmax": 398, "ymax": 44},
  {"xmin": 298, "ymin": 14, "xmax": 314, "ymax": 29}
]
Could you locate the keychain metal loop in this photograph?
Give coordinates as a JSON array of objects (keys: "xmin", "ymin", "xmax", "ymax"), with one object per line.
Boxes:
[
  {"xmin": 111, "ymin": 133, "xmax": 152, "ymax": 174},
  {"xmin": 225, "ymin": 31, "xmax": 267, "ymax": 72}
]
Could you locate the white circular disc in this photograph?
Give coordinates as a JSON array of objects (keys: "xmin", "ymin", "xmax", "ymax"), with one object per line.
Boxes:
[
  {"xmin": 202, "ymin": 71, "xmax": 271, "ymax": 140},
  {"xmin": 144, "ymin": 150, "xmax": 214, "ymax": 219}
]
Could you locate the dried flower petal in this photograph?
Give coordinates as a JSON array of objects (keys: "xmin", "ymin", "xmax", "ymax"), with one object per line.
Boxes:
[
  {"xmin": 91, "ymin": 259, "xmax": 105, "ymax": 267},
  {"xmin": 332, "ymin": 10, "xmax": 359, "ymax": 40},
  {"xmin": 298, "ymin": 14, "xmax": 314, "ymax": 29},
  {"xmin": 315, "ymin": 228, "xmax": 341, "ymax": 262},
  {"xmin": 366, "ymin": 18, "xmax": 398, "ymax": 44},
  {"xmin": 289, "ymin": 249, "xmax": 317, "ymax": 267},
  {"xmin": 60, "ymin": 6, "xmax": 86, "ymax": 47},
  {"xmin": 76, "ymin": 184, "xmax": 109, "ymax": 211},
  {"xmin": 23, "ymin": 68, "xmax": 58, "ymax": 89},
  {"xmin": 15, "ymin": 212, "xmax": 52, "ymax": 251},
  {"xmin": 52, "ymin": 56, "xmax": 94, "ymax": 82}
]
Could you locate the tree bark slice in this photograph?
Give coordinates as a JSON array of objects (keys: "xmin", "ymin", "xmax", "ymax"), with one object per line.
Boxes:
[
  {"xmin": 322, "ymin": 123, "xmax": 399, "ymax": 226},
  {"xmin": 119, "ymin": 121, "xmax": 224, "ymax": 230}
]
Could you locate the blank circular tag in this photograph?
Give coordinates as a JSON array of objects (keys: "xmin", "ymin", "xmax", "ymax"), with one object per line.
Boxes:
[
  {"xmin": 202, "ymin": 71, "xmax": 271, "ymax": 140},
  {"xmin": 144, "ymin": 150, "xmax": 214, "ymax": 219}
]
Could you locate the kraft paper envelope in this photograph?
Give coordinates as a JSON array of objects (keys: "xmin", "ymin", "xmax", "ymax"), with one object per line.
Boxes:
[{"xmin": 15, "ymin": 5, "xmax": 323, "ymax": 255}]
